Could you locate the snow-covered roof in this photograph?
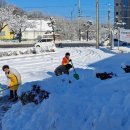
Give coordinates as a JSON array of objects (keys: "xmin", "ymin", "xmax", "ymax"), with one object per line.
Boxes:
[{"xmin": 25, "ymin": 20, "xmax": 52, "ymax": 32}]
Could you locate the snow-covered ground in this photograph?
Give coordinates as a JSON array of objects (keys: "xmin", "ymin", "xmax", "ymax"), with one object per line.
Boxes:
[{"xmin": 1, "ymin": 47, "xmax": 130, "ymax": 130}]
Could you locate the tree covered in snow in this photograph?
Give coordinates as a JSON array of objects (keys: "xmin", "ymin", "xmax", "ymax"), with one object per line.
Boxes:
[
  {"xmin": 99, "ymin": 24, "xmax": 110, "ymax": 42},
  {"xmin": 0, "ymin": 5, "xmax": 35, "ymax": 42},
  {"xmin": 55, "ymin": 17, "xmax": 95, "ymax": 41},
  {"xmin": 0, "ymin": 6, "xmax": 14, "ymax": 32},
  {"xmin": 9, "ymin": 14, "xmax": 36, "ymax": 42},
  {"xmin": 74, "ymin": 19, "xmax": 93, "ymax": 41},
  {"xmin": 55, "ymin": 18, "xmax": 78, "ymax": 40},
  {"xmin": 0, "ymin": 3, "xmax": 110, "ymax": 42},
  {"xmin": 9, "ymin": 15, "xmax": 35, "ymax": 34},
  {"xmin": 55, "ymin": 17, "xmax": 112, "ymax": 41},
  {"xmin": 0, "ymin": 6, "xmax": 27, "ymax": 33}
]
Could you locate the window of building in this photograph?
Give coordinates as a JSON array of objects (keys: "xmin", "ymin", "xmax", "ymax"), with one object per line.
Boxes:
[
  {"xmin": 116, "ymin": 12, "xmax": 119, "ymax": 15},
  {"xmin": 116, "ymin": 3, "xmax": 119, "ymax": 6},
  {"xmin": 10, "ymin": 32, "xmax": 14, "ymax": 35},
  {"xmin": 0, "ymin": 31, "xmax": 5, "ymax": 36}
]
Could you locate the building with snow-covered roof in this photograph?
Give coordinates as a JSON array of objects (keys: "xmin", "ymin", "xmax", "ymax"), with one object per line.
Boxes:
[{"xmin": 22, "ymin": 19, "xmax": 53, "ymax": 40}]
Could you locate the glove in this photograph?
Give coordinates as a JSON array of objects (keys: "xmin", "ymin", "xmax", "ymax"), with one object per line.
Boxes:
[{"xmin": 69, "ymin": 59, "xmax": 72, "ymax": 62}]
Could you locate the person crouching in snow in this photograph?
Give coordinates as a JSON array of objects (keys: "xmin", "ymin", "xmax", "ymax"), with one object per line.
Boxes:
[
  {"xmin": 55, "ymin": 52, "xmax": 72, "ymax": 76},
  {"xmin": 62, "ymin": 52, "xmax": 72, "ymax": 74},
  {"xmin": 2, "ymin": 65, "xmax": 21, "ymax": 102}
]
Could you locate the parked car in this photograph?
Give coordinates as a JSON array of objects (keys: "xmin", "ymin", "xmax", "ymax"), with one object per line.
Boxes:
[
  {"xmin": 34, "ymin": 38, "xmax": 56, "ymax": 51},
  {"xmin": 114, "ymin": 39, "xmax": 128, "ymax": 46}
]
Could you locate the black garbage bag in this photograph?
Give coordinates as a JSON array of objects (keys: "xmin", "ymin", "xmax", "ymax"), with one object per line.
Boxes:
[
  {"xmin": 96, "ymin": 72, "xmax": 117, "ymax": 80},
  {"xmin": 122, "ymin": 65, "xmax": 130, "ymax": 73},
  {"xmin": 19, "ymin": 85, "xmax": 50, "ymax": 105}
]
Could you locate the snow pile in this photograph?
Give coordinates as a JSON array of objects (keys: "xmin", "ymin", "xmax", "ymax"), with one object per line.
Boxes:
[
  {"xmin": 1, "ymin": 47, "xmax": 130, "ymax": 130},
  {"xmin": 2, "ymin": 70, "xmax": 130, "ymax": 130}
]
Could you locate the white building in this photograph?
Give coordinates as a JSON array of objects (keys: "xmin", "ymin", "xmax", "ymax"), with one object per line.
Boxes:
[{"xmin": 22, "ymin": 19, "xmax": 53, "ymax": 40}]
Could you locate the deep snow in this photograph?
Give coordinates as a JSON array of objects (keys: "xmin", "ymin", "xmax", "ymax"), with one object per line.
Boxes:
[{"xmin": 1, "ymin": 47, "xmax": 130, "ymax": 130}]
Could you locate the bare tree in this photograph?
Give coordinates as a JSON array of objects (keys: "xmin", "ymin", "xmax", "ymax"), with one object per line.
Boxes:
[
  {"xmin": 27, "ymin": 10, "xmax": 50, "ymax": 20},
  {"xmin": 55, "ymin": 18, "xmax": 76, "ymax": 40},
  {"xmin": 12, "ymin": 5, "xmax": 25, "ymax": 16}
]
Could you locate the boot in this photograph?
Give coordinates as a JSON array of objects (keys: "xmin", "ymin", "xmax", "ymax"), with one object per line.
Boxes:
[
  {"xmin": 12, "ymin": 90, "xmax": 18, "ymax": 102},
  {"xmin": 12, "ymin": 97, "xmax": 18, "ymax": 102},
  {"xmin": 8, "ymin": 90, "xmax": 14, "ymax": 100}
]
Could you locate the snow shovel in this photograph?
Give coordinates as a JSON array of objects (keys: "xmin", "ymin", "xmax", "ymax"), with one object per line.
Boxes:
[
  {"xmin": 0, "ymin": 87, "xmax": 9, "ymax": 95},
  {"xmin": 0, "ymin": 84, "xmax": 19, "ymax": 93},
  {"xmin": 0, "ymin": 87, "xmax": 9, "ymax": 92},
  {"xmin": 71, "ymin": 61, "xmax": 80, "ymax": 80}
]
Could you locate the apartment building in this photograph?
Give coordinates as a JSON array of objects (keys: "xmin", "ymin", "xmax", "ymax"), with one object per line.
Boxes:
[{"xmin": 114, "ymin": 0, "xmax": 130, "ymax": 28}]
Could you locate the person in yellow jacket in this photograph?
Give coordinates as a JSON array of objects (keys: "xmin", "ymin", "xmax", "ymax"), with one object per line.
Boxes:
[{"xmin": 2, "ymin": 65, "xmax": 19, "ymax": 102}]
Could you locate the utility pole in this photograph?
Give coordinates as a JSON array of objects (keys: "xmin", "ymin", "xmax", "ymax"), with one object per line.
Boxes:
[
  {"xmin": 96, "ymin": 0, "xmax": 99, "ymax": 48},
  {"xmin": 108, "ymin": 3, "xmax": 111, "ymax": 48},
  {"xmin": 78, "ymin": 0, "xmax": 81, "ymax": 41}
]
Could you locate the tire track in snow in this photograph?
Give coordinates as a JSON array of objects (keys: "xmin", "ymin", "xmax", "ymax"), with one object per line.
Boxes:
[{"xmin": 71, "ymin": 48, "xmax": 102, "ymax": 68}]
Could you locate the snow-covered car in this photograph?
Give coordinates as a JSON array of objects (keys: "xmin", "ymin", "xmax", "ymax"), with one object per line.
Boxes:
[{"xmin": 34, "ymin": 38, "xmax": 56, "ymax": 51}]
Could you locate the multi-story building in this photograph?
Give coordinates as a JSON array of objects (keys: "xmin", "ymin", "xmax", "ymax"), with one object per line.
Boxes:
[
  {"xmin": 114, "ymin": 0, "xmax": 130, "ymax": 29},
  {"xmin": 114, "ymin": 0, "xmax": 122, "ymax": 21}
]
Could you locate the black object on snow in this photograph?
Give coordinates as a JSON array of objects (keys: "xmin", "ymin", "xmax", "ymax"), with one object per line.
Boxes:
[
  {"xmin": 96, "ymin": 72, "xmax": 116, "ymax": 80},
  {"xmin": 19, "ymin": 85, "xmax": 50, "ymax": 105},
  {"xmin": 122, "ymin": 65, "xmax": 130, "ymax": 73}
]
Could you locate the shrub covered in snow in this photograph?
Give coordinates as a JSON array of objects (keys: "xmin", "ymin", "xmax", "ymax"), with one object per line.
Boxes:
[{"xmin": 0, "ymin": 48, "xmax": 55, "ymax": 58}]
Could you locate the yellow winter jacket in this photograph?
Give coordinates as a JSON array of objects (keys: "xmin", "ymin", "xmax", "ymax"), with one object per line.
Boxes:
[{"xmin": 7, "ymin": 73, "xmax": 18, "ymax": 91}]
